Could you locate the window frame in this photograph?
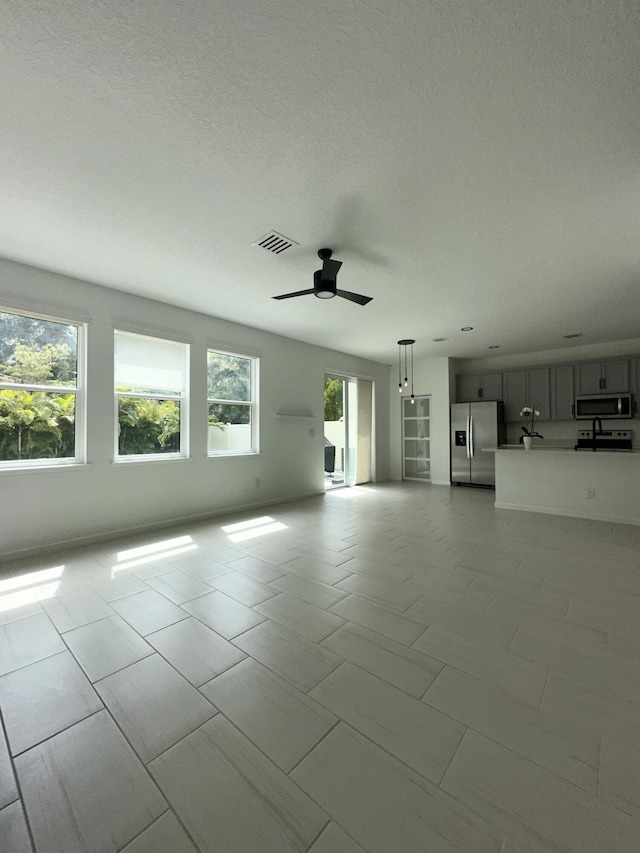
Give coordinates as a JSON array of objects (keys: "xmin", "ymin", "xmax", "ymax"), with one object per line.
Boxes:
[
  {"xmin": 206, "ymin": 347, "xmax": 259, "ymax": 456},
  {"xmin": 114, "ymin": 330, "xmax": 190, "ymax": 463},
  {"xmin": 0, "ymin": 306, "xmax": 86, "ymax": 470}
]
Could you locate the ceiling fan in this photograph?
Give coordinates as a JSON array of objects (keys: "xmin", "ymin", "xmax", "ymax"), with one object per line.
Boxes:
[{"xmin": 272, "ymin": 248, "xmax": 373, "ymax": 305}]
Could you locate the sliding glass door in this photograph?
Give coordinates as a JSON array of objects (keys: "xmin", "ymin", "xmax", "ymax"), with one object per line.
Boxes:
[{"xmin": 324, "ymin": 374, "xmax": 373, "ymax": 489}]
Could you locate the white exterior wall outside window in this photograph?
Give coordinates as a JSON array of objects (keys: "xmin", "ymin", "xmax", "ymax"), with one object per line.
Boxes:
[
  {"xmin": 114, "ymin": 330, "xmax": 189, "ymax": 460},
  {"xmin": 207, "ymin": 349, "xmax": 258, "ymax": 455},
  {"xmin": 0, "ymin": 308, "xmax": 85, "ymax": 468}
]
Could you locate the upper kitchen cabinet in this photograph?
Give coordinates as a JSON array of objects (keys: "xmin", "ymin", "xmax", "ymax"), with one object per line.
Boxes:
[
  {"xmin": 550, "ymin": 364, "xmax": 575, "ymax": 421},
  {"xmin": 456, "ymin": 373, "xmax": 502, "ymax": 403},
  {"xmin": 576, "ymin": 359, "xmax": 629, "ymax": 395},
  {"xmin": 503, "ymin": 368, "xmax": 550, "ymax": 421}
]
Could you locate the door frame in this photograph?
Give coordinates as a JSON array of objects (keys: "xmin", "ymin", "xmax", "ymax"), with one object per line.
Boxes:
[{"xmin": 323, "ymin": 370, "xmax": 375, "ymax": 487}]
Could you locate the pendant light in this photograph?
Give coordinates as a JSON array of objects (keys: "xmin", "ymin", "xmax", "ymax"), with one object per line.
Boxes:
[{"xmin": 397, "ymin": 339, "xmax": 416, "ymax": 404}]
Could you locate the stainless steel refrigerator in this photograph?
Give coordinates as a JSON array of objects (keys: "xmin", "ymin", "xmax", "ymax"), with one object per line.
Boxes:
[{"xmin": 451, "ymin": 401, "xmax": 506, "ymax": 487}]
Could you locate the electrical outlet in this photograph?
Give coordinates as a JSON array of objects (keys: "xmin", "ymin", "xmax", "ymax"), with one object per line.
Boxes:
[
  {"xmin": 586, "ymin": 488, "xmax": 596, "ymax": 500},
  {"xmin": 255, "ymin": 477, "xmax": 261, "ymax": 488}
]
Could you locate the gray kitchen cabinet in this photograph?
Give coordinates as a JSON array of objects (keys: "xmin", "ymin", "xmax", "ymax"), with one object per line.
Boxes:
[
  {"xmin": 602, "ymin": 359, "xmax": 630, "ymax": 392},
  {"xmin": 457, "ymin": 374, "xmax": 480, "ymax": 402},
  {"xmin": 551, "ymin": 364, "xmax": 575, "ymax": 420},
  {"xmin": 502, "ymin": 371, "xmax": 526, "ymax": 421},
  {"xmin": 576, "ymin": 359, "xmax": 629, "ymax": 394},
  {"xmin": 528, "ymin": 368, "xmax": 551, "ymax": 421},
  {"xmin": 456, "ymin": 373, "xmax": 502, "ymax": 403},
  {"xmin": 482, "ymin": 373, "xmax": 503, "ymax": 401},
  {"xmin": 503, "ymin": 368, "xmax": 550, "ymax": 421},
  {"xmin": 633, "ymin": 358, "xmax": 640, "ymax": 396}
]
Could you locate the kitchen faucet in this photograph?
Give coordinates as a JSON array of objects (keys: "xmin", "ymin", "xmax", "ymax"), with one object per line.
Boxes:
[{"xmin": 591, "ymin": 417, "xmax": 603, "ymax": 451}]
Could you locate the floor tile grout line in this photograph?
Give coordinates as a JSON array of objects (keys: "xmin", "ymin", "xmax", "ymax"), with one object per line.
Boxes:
[
  {"xmin": 111, "ymin": 808, "xmax": 171, "ymax": 853},
  {"xmin": 537, "ymin": 668, "xmax": 551, "ymax": 711},
  {"xmin": 286, "ymin": 718, "xmax": 342, "ymax": 777},
  {"xmin": 438, "ymin": 721, "xmax": 603, "ymax": 799},
  {"xmin": 150, "ymin": 706, "xmax": 335, "ymax": 832},
  {"xmin": 90, "ymin": 694, "xmax": 207, "ymax": 852},
  {"xmin": 0, "ymin": 646, "xmax": 67, "ymax": 681},
  {"xmin": 328, "ymin": 718, "xmax": 476, "ymax": 798},
  {"xmin": 300, "ymin": 817, "xmax": 332, "ymax": 853},
  {"xmin": 59, "ymin": 623, "xmax": 156, "ymax": 686},
  {"xmin": 318, "ymin": 633, "xmax": 445, "ymax": 702},
  {"xmin": 225, "ymin": 629, "xmax": 346, "ymax": 696},
  {"xmin": 9, "ymin": 706, "xmax": 105, "ymax": 762},
  {"xmin": 0, "ymin": 697, "xmax": 38, "ymax": 853},
  {"xmin": 419, "ymin": 661, "xmax": 448, "ymax": 702}
]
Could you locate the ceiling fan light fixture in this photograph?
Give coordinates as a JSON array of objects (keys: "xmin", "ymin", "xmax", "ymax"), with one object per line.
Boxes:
[{"xmin": 272, "ymin": 248, "xmax": 372, "ymax": 305}]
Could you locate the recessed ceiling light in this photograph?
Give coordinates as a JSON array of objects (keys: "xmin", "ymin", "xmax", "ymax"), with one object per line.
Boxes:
[
  {"xmin": 432, "ymin": 337, "xmax": 449, "ymax": 343},
  {"xmin": 562, "ymin": 333, "xmax": 583, "ymax": 339},
  {"xmin": 489, "ymin": 345, "xmax": 500, "ymax": 349},
  {"xmin": 461, "ymin": 327, "xmax": 474, "ymax": 332}
]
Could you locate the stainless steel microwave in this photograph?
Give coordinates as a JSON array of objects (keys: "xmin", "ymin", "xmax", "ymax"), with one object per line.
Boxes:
[{"xmin": 575, "ymin": 394, "xmax": 634, "ymax": 420}]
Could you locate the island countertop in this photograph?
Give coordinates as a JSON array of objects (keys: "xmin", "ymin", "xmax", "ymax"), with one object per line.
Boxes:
[
  {"xmin": 485, "ymin": 445, "xmax": 640, "ymax": 454},
  {"xmin": 492, "ymin": 445, "xmax": 640, "ymax": 526}
]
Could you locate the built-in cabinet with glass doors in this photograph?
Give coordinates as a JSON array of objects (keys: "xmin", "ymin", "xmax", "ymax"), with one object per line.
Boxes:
[{"xmin": 402, "ymin": 396, "xmax": 430, "ymax": 482}]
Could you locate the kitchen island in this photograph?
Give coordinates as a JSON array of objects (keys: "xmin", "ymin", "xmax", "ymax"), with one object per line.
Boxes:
[{"xmin": 490, "ymin": 446, "xmax": 640, "ymax": 526}]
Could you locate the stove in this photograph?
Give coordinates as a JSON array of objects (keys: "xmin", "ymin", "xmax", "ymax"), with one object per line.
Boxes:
[{"xmin": 574, "ymin": 429, "xmax": 633, "ymax": 451}]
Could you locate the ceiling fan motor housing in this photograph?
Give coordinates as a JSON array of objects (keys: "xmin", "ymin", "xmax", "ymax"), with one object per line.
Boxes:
[{"xmin": 313, "ymin": 269, "xmax": 336, "ymax": 298}]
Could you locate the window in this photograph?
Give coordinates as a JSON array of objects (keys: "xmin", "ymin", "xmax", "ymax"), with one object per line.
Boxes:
[
  {"xmin": 115, "ymin": 331, "xmax": 189, "ymax": 459},
  {"xmin": 207, "ymin": 349, "xmax": 258, "ymax": 454},
  {"xmin": 0, "ymin": 308, "xmax": 84, "ymax": 467}
]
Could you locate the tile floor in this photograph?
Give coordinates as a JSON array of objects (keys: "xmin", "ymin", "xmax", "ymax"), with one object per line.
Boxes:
[{"xmin": 0, "ymin": 483, "xmax": 639, "ymax": 852}]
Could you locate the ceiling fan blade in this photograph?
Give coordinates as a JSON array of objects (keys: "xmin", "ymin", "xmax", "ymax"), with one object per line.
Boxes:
[
  {"xmin": 335, "ymin": 289, "xmax": 373, "ymax": 306},
  {"xmin": 322, "ymin": 258, "xmax": 342, "ymax": 281},
  {"xmin": 272, "ymin": 288, "xmax": 315, "ymax": 300}
]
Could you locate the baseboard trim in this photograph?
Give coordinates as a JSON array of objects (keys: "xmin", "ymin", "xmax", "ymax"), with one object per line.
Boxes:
[
  {"xmin": 1, "ymin": 489, "xmax": 325, "ymax": 562},
  {"xmin": 494, "ymin": 500, "xmax": 640, "ymax": 527}
]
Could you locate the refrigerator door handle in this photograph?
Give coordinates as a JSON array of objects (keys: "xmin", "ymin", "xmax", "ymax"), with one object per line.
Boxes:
[
  {"xmin": 466, "ymin": 415, "xmax": 471, "ymax": 459},
  {"xmin": 469, "ymin": 415, "xmax": 474, "ymax": 458}
]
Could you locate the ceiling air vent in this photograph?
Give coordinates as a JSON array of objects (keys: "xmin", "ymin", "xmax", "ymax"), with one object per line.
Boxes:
[
  {"xmin": 253, "ymin": 231, "xmax": 299, "ymax": 254},
  {"xmin": 432, "ymin": 337, "xmax": 449, "ymax": 343},
  {"xmin": 563, "ymin": 333, "xmax": 583, "ymax": 339}
]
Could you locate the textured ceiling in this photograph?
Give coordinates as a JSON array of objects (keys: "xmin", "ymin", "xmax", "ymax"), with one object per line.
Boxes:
[{"xmin": 1, "ymin": 1, "xmax": 640, "ymax": 364}]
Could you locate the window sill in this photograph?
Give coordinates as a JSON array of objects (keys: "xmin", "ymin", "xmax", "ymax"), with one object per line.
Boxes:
[
  {"xmin": 0, "ymin": 462, "xmax": 92, "ymax": 476},
  {"xmin": 206, "ymin": 451, "xmax": 261, "ymax": 459},
  {"xmin": 112, "ymin": 455, "xmax": 192, "ymax": 467}
]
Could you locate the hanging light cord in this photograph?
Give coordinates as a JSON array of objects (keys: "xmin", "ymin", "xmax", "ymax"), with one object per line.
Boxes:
[{"xmin": 411, "ymin": 342, "xmax": 415, "ymax": 403}]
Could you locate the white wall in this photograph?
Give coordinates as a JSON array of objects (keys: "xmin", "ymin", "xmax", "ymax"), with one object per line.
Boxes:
[
  {"xmin": 454, "ymin": 337, "xmax": 640, "ymax": 376},
  {"xmin": 0, "ymin": 258, "xmax": 390, "ymax": 558},
  {"xmin": 390, "ymin": 356, "xmax": 453, "ymax": 486}
]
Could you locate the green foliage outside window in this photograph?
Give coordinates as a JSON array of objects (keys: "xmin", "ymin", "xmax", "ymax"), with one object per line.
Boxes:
[
  {"xmin": 207, "ymin": 352, "xmax": 251, "ymax": 424},
  {"xmin": 117, "ymin": 397, "xmax": 181, "ymax": 455},
  {"xmin": 324, "ymin": 378, "xmax": 343, "ymax": 421},
  {"xmin": 0, "ymin": 311, "xmax": 78, "ymax": 461},
  {"xmin": 0, "ymin": 389, "xmax": 75, "ymax": 460}
]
